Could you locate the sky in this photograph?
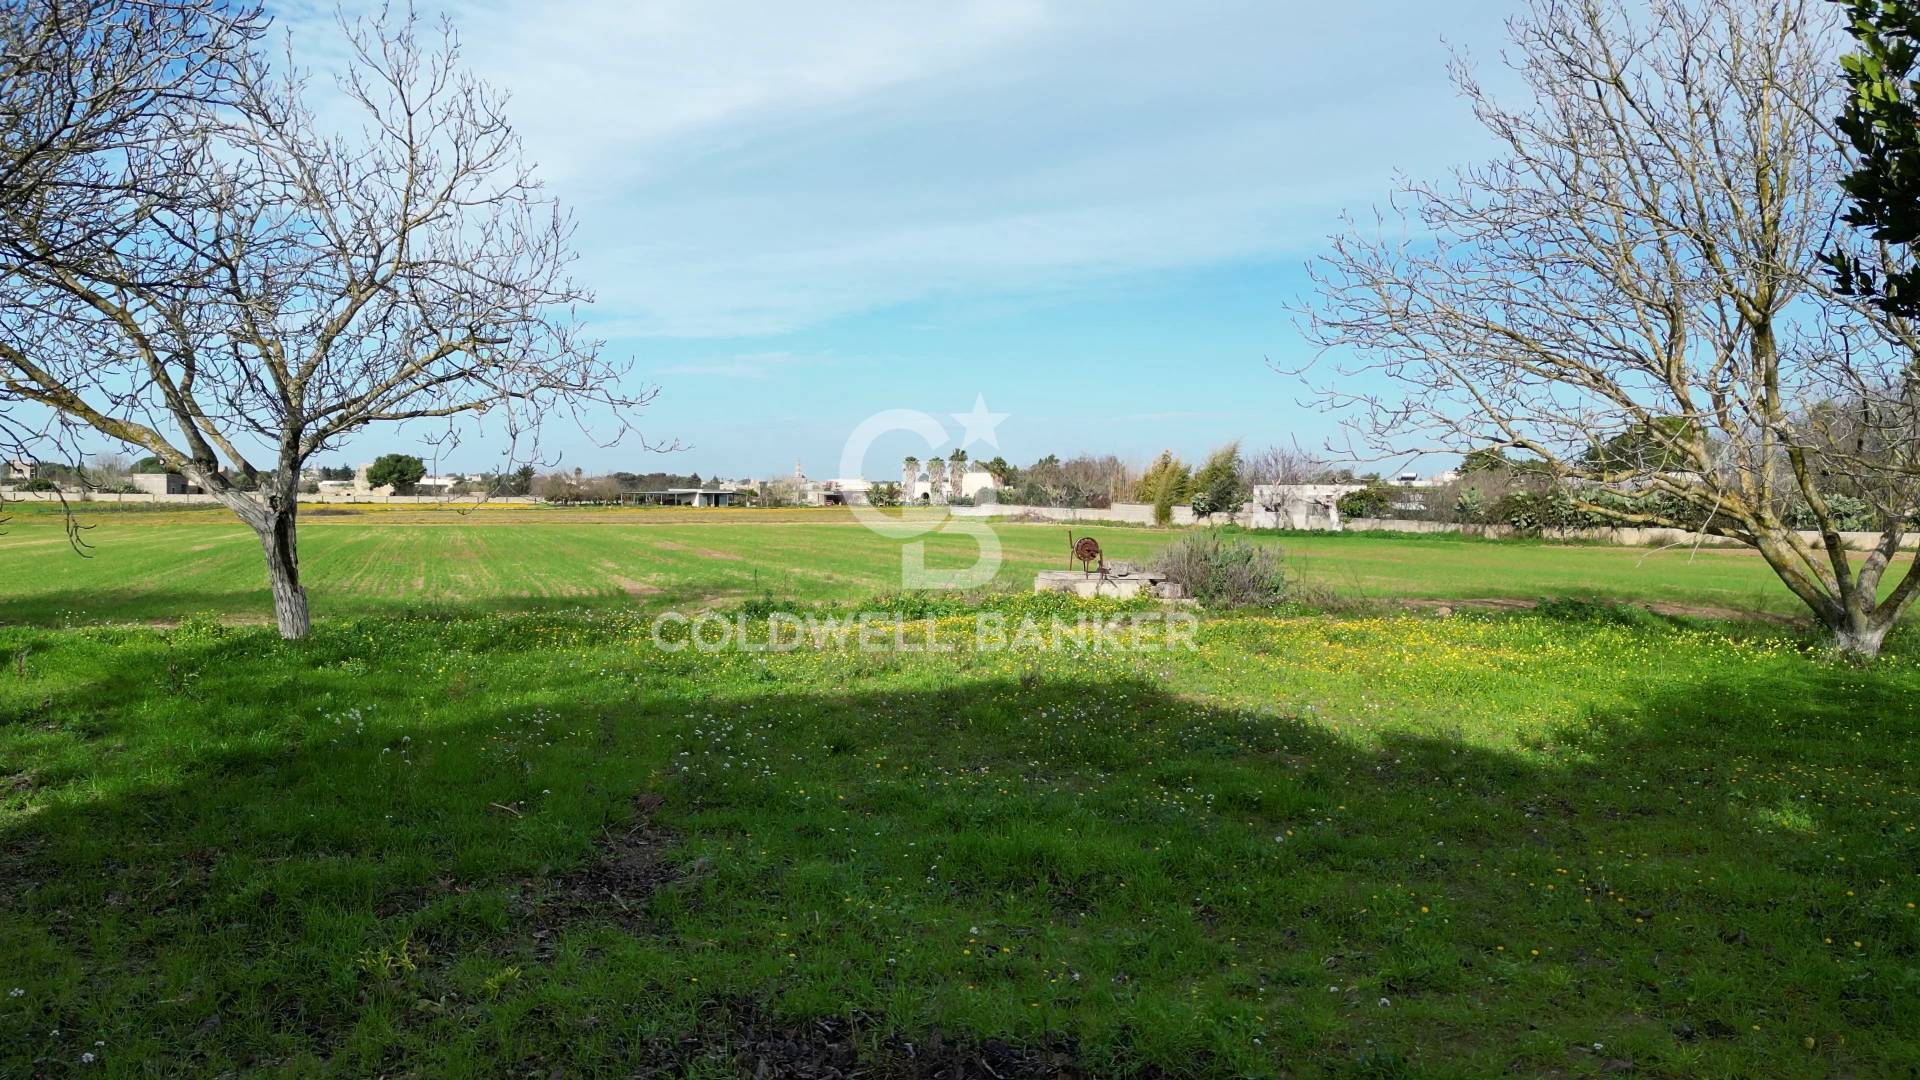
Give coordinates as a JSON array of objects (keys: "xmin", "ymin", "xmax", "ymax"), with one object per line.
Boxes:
[{"xmin": 272, "ymin": 0, "xmax": 1520, "ymax": 481}]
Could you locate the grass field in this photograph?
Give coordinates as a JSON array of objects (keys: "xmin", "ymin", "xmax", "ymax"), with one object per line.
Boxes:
[
  {"xmin": 2, "ymin": 507, "xmax": 1917, "ymax": 1076},
  {"xmin": 0, "ymin": 503, "xmax": 1833, "ymax": 625}
]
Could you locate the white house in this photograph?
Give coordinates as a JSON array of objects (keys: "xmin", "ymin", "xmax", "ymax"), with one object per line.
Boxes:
[
  {"xmin": 622, "ymin": 487, "xmax": 741, "ymax": 507},
  {"xmin": 906, "ymin": 466, "xmax": 1001, "ymax": 503},
  {"xmin": 1249, "ymin": 483, "xmax": 1366, "ymax": 530}
]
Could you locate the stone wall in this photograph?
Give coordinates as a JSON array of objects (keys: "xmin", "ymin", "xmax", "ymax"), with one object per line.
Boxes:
[
  {"xmin": 1343, "ymin": 517, "xmax": 1920, "ymax": 552},
  {"xmin": 953, "ymin": 502, "xmax": 1215, "ymax": 526},
  {"xmin": 956, "ymin": 503, "xmax": 1920, "ymax": 552}
]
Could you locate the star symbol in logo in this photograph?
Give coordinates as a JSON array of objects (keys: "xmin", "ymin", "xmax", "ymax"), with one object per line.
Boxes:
[{"xmin": 950, "ymin": 394, "xmax": 1008, "ymax": 450}]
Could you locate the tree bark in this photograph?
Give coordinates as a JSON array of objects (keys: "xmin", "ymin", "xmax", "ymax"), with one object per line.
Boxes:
[
  {"xmin": 247, "ymin": 498, "xmax": 309, "ymax": 639},
  {"xmin": 1827, "ymin": 615, "xmax": 1891, "ymax": 662},
  {"xmin": 229, "ymin": 488, "xmax": 311, "ymax": 638}
]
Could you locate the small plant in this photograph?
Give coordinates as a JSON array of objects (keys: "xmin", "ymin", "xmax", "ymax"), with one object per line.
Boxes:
[
  {"xmin": 355, "ymin": 936, "xmax": 420, "ymax": 981},
  {"xmin": 1150, "ymin": 532, "xmax": 1290, "ymax": 607},
  {"xmin": 481, "ymin": 965, "xmax": 523, "ymax": 998}
]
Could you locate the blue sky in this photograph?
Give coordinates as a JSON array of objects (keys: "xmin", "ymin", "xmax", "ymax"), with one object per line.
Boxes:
[{"xmin": 278, "ymin": 0, "xmax": 1519, "ymax": 480}]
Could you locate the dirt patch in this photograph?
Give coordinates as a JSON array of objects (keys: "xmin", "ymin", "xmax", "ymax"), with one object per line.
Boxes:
[
  {"xmin": 607, "ymin": 576, "xmax": 662, "ymax": 597},
  {"xmin": 637, "ymin": 1004, "xmax": 1166, "ymax": 1079},
  {"xmin": 539, "ymin": 792, "xmax": 681, "ymax": 930},
  {"xmin": 652, "ymin": 538, "xmax": 747, "ymax": 561},
  {"xmin": 1398, "ymin": 597, "xmax": 1800, "ymax": 626}
]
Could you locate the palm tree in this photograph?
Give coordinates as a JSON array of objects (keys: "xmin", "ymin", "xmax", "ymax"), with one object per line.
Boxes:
[
  {"xmin": 926, "ymin": 458, "xmax": 947, "ymax": 504},
  {"xmin": 901, "ymin": 456, "xmax": 921, "ymax": 503},
  {"xmin": 947, "ymin": 449, "xmax": 969, "ymax": 501}
]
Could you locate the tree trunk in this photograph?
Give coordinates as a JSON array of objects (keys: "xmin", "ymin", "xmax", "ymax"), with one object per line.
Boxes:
[
  {"xmin": 254, "ymin": 504, "xmax": 310, "ymax": 640},
  {"xmin": 1825, "ymin": 611, "xmax": 1891, "ymax": 662}
]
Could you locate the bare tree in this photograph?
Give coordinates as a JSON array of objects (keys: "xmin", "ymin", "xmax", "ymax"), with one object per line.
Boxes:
[
  {"xmin": 1057, "ymin": 453, "xmax": 1134, "ymax": 507},
  {"xmin": 1243, "ymin": 445, "xmax": 1347, "ymax": 487},
  {"xmin": 0, "ymin": 0, "xmax": 264, "ymax": 530},
  {"xmin": 0, "ymin": 6, "xmax": 657, "ymax": 637},
  {"xmin": 1302, "ymin": 0, "xmax": 1920, "ymax": 659}
]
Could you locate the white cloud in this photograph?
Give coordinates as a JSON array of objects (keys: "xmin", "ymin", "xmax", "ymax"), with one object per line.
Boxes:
[
  {"xmin": 653, "ymin": 350, "xmax": 844, "ymax": 378},
  {"xmin": 273, "ymin": 0, "xmax": 1510, "ymax": 339}
]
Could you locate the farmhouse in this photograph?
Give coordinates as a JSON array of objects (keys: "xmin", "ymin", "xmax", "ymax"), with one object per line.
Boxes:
[
  {"xmin": 1249, "ymin": 483, "xmax": 1365, "ymax": 530},
  {"xmin": 128, "ymin": 472, "xmax": 202, "ymax": 495},
  {"xmin": 908, "ymin": 466, "xmax": 1001, "ymax": 503}
]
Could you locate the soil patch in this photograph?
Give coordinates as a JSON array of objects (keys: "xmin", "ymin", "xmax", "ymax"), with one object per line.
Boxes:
[
  {"xmin": 653, "ymin": 538, "xmax": 746, "ymax": 561},
  {"xmin": 636, "ymin": 1003, "xmax": 1166, "ymax": 1079},
  {"xmin": 1397, "ymin": 596, "xmax": 1799, "ymax": 626},
  {"xmin": 540, "ymin": 792, "xmax": 680, "ymax": 930}
]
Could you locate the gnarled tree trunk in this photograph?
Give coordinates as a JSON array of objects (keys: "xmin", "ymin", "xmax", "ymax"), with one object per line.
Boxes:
[
  {"xmin": 214, "ymin": 481, "xmax": 309, "ymax": 640},
  {"xmin": 255, "ymin": 504, "xmax": 309, "ymax": 640}
]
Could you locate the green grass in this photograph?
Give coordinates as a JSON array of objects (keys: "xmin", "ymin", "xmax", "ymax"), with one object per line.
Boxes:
[
  {"xmin": 0, "ymin": 505, "xmax": 1844, "ymax": 625},
  {"xmin": 2, "ymin": 510, "xmax": 1917, "ymax": 1075}
]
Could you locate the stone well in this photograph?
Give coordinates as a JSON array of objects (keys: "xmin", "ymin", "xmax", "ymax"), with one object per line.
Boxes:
[{"xmin": 1034, "ymin": 565, "xmax": 1189, "ymax": 600}]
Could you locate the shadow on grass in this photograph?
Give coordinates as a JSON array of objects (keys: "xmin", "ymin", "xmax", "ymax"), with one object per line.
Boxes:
[
  {"xmin": 0, "ymin": 618, "xmax": 1916, "ymax": 1075},
  {"xmin": 0, "ymin": 586, "xmax": 728, "ymax": 627}
]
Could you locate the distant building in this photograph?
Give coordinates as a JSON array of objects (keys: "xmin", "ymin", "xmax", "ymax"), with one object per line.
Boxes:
[
  {"xmin": 1250, "ymin": 483, "xmax": 1366, "ymax": 530},
  {"xmin": 621, "ymin": 488, "xmax": 740, "ymax": 507},
  {"xmin": 809, "ymin": 479, "xmax": 871, "ymax": 506},
  {"xmin": 902, "ymin": 466, "xmax": 1001, "ymax": 504},
  {"xmin": 4, "ymin": 458, "xmax": 34, "ymax": 481},
  {"xmin": 129, "ymin": 472, "xmax": 201, "ymax": 495}
]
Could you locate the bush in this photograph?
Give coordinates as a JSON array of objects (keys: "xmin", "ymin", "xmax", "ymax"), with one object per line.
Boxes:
[
  {"xmin": 1454, "ymin": 487, "xmax": 1486, "ymax": 523},
  {"xmin": 1190, "ymin": 442, "xmax": 1247, "ymax": 521},
  {"xmin": 1150, "ymin": 532, "xmax": 1290, "ymax": 607},
  {"xmin": 1784, "ymin": 494, "xmax": 1877, "ymax": 532},
  {"xmin": 1491, "ymin": 488, "xmax": 1579, "ymax": 534},
  {"xmin": 1337, "ymin": 481, "xmax": 1395, "ymax": 520}
]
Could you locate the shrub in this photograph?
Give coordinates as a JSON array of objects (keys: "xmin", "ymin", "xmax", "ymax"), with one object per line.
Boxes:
[
  {"xmin": 1190, "ymin": 442, "xmax": 1247, "ymax": 521},
  {"xmin": 1152, "ymin": 481, "xmax": 1176, "ymax": 526},
  {"xmin": 1491, "ymin": 488, "xmax": 1578, "ymax": 534},
  {"xmin": 1337, "ymin": 481, "xmax": 1395, "ymax": 520},
  {"xmin": 1784, "ymin": 494, "xmax": 1877, "ymax": 532},
  {"xmin": 1137, "ymin": 451, "xmax": 1190, "ymax": 525},
  {"xmin": 1454, "ymin": 487, "xmax": 1486, "ymax": 523},
  {"xmin": 1150, "ymin": 532, "xmax": 1289, "ymax": 607}
]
